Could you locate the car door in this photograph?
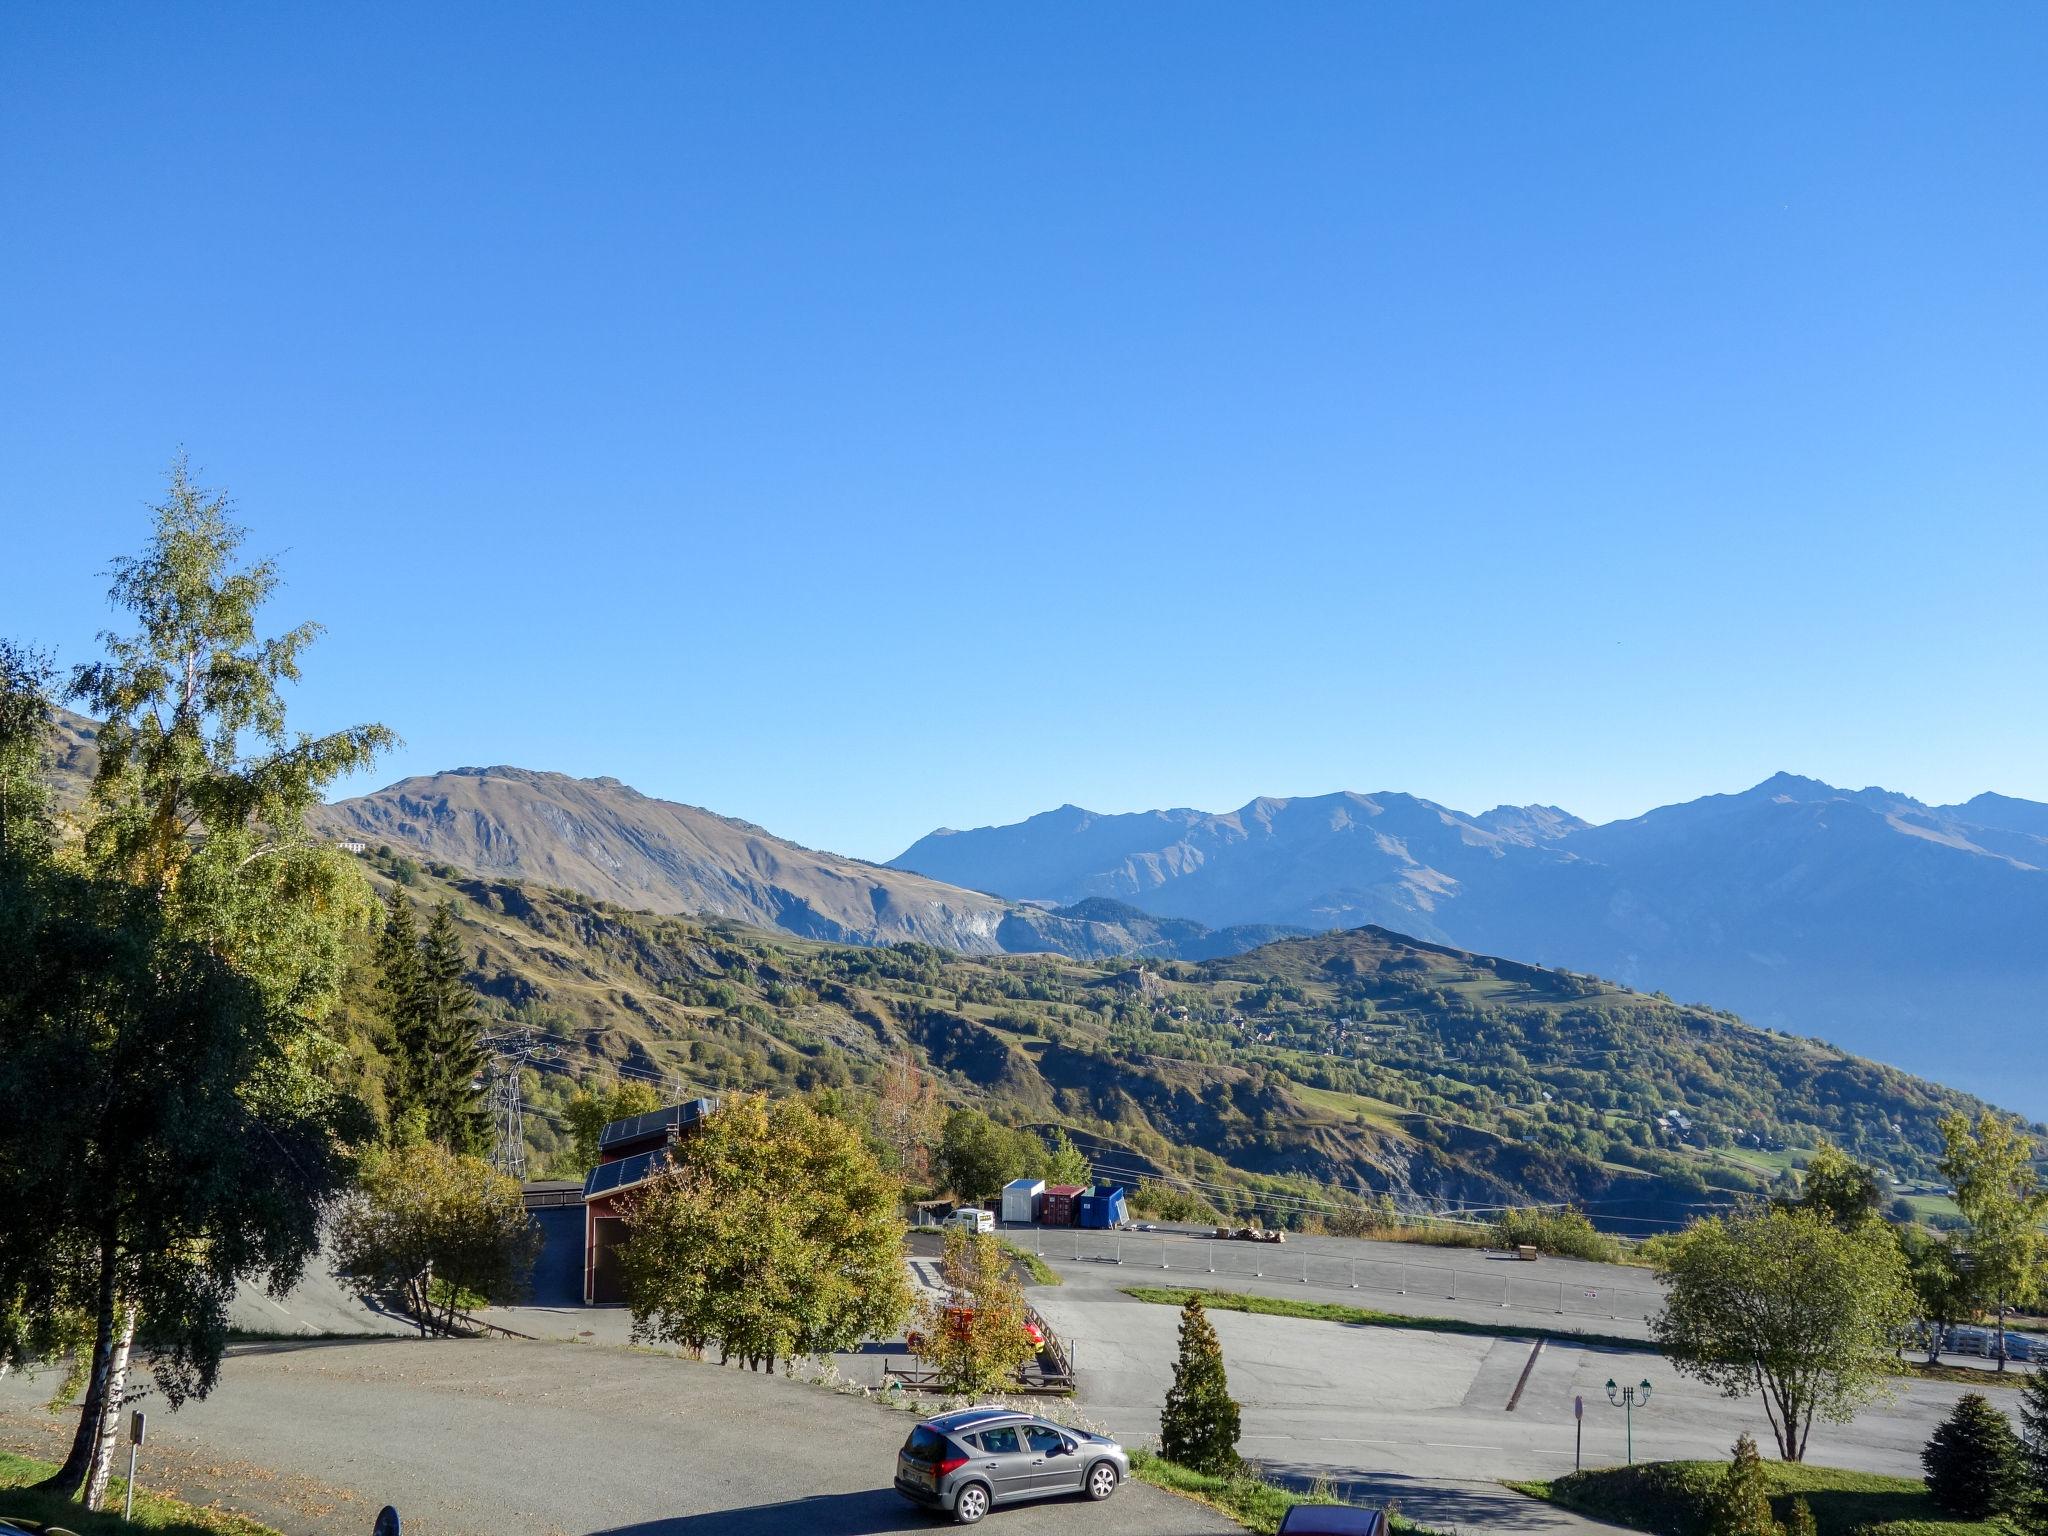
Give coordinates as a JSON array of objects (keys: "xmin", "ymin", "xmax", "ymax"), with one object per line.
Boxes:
[
  {"xmin": 969, "ymin": 1425, "xmax": 1037, "ymax": 1502},
  {"xmin": 1024, "ymin": 1422, "xmax": 1083, "ymax": 1494}
]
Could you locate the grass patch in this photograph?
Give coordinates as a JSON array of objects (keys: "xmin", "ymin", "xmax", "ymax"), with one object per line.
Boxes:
[
  {"xmin": 0, "ymin": 1448, "xmax": 281, "ymax": 1536},
  {"xmin": 998, "ymin": 1239, "xmax": 1061, "ymax": 1287},
  {"xmin": 1121, "ymin": 1285, "xmax": 1647, "ymax": 1353},
  {"xmin": 1899, "ymin": 1361, "xmax": 2024, "ymax": 1389},
  {"xmin": 1131, "ymin": 1448, "xmax": 1441, "ymax": 1536},
  {"xmin": 1507, "ymin": 1460, "xmax": 2011, "ymax": 1536}
]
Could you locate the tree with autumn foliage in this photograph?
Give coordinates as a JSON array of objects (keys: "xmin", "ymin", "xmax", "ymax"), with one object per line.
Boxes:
[
  {"xmin": 912, "ymin": 1226, "xmax": 1040, "ymax": 1395},
  {"xmin": 620, "ymin": 1093, "xmax": 909, "ymax": 1371}
]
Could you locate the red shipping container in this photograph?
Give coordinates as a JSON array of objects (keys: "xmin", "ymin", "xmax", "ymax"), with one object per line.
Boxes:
[{"xmin": 1041, "ymin": 1184, "xmax": 1087, "ymax": 1227}]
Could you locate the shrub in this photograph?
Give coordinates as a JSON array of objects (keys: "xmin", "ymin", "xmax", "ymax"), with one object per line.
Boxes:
[
  {"xmin": 1705, "ymin": 1434, "xmax": 1783, "ymax": 1536},
  {"xmin": 1921, "ymin": 1392, "xmax": 2024, "ymax": 1518},
  {"xmin": 1493, "ymin": 1206, "xmax": 1623, "ymax": 1263},
  {"xmin": 1159, "ymin": 1294, "xmax": 1241, "ymax": 1474}
]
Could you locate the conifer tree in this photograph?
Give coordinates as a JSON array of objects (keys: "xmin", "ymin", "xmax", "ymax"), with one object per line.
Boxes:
[
  {"xmin": 1705, "ymin": 1434, "xmax": 1783, "ymax": 1536},
  {"xmin": 1780, "ymin": 1496, "xmax": 1816, "ymax": 1536},
  {"xmin": 2017, "ymin": 1357, "xmax": 2048, "ymax": 1515},
  {"xmin": 1159, "ymin": 1293, "xmax": 1241, "ymax": 1474},
  {"xmin": 374, "ymin": 888, "xmax": 426, "ymax": 1135},
  {"xmin": 1924, "ymin": 1392, "xmax": 2024, "ymax": 1518},
  {"xmin": 418, "ymin": 902, "xmax": 489, "ymax": 1155}
]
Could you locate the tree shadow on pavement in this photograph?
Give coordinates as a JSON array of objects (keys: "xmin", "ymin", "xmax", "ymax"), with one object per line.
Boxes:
[{"xmin": 582, "ymin": 1489, "xmax": 936, "ymax": 1535}]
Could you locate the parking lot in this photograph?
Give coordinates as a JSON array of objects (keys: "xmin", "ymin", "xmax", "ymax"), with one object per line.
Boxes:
[{"xmin": 1029, "ymin": 1240, "xmax": 2028, "ymax": 1532}]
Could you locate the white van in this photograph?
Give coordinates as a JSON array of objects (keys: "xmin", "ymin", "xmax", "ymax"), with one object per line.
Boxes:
[{"xmin": 948, "ymin": 1207, "xmax": 996, "ymax": 1235}]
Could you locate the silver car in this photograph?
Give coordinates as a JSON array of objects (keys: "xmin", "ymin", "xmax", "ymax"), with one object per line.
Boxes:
[{"xmin": 895, "ymin": 1407, "xmax": 1128, "ymax": 1524}]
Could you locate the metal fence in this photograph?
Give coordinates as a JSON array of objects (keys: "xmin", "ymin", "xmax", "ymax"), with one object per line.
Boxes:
[{"xmin": 1020, "ymin": 1228, "xmax": 1660, "ymax": 1326}]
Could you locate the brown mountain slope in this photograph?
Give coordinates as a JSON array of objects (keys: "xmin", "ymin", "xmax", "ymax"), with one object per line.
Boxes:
[
  {"xmin": 310, "ymin": 766, "xmax": 1034, "ymax": 950},
  {"xmin": 309, "ymin": 765, "xmax": 1251, "ymax": 959}
]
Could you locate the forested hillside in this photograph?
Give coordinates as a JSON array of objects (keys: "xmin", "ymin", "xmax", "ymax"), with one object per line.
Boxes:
[{"xmin": 341, "ymin": 847, "xmax": 2007, "ymax": 1233}]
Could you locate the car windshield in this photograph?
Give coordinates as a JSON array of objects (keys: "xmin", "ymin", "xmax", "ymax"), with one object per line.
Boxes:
[{"xmin": 903, "ymin": 1425, "xmax": 952, "ymax": 1463}]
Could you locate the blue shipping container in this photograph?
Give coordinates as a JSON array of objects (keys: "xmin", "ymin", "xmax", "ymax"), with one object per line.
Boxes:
[{"xmin": 1076, "ymin": 1187, "xmax": 1128, "ymax": 1229}]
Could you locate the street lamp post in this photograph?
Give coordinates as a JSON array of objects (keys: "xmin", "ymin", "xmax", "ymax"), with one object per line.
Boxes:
[{"xmin": 1606, "ymin": 1377, "xmax": 1653, "ymax": 1465}]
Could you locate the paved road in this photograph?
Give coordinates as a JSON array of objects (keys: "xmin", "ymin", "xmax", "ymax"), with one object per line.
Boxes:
[
  {"xmin": 0, "ymin": 1337, "xmax": 1234, "ymax": 1536},
  {"xmin": 1032, "ymin": 1250, "xmax": 2025, "ymax": 1534}
]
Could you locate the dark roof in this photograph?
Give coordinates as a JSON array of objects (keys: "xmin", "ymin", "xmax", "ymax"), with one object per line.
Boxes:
[
  {"xmin": 1276, "ymin": 1507, "xmax": 1386, "ymax": 1535},
  {"xmin": 584, "ymin": 1148, "xmax": 668, "ymax": 1201},
  {"xmin": 598, "ymin": 1097, "xmax": 718, "ymax": 1152}
]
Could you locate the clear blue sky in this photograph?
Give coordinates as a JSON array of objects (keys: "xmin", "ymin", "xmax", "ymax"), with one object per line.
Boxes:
[{"xmin": 4, "ymin": 4, "xmax": 2045, "ymax": 862}]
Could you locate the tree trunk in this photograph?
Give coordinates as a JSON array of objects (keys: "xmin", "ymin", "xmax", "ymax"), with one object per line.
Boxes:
[
  {"xmin": 40, "ymin": 1239, "xmax": 119, "ymax": 1496},
  {"xmin": 82, "ymin": 1306, "xmax": 137, "ymax": 1510}
]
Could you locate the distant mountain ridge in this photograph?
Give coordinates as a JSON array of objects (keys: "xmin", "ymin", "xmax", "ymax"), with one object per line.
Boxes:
[
  {"xmin": 893, "ymin": 776, "xmax": 2048, "ymax": 1111},
  {"xmin": 304, "ymin": 765, "xmax": 1287, "ymax": 964}
]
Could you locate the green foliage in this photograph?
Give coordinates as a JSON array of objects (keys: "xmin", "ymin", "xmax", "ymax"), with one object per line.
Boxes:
[
  {"xmin": 1043, "ymin": 1126, "xmax": 1094, "ymax": 1186},
  {"xmin": 0, "ymin": 641, "xmax": 58, "ymax": 865},
  {"xmin": 911, "ymin": 1226, "xmax": 1039, "ymax": 1393},
  {"xmin": 332, "ymin": 1143, "xmax": 540, "ymax": 1335},
  {"xmin": 1782, "ymin": 1495, "xmax": 1818, "ymax": 1536},
  {"xmin": 1921, "ymin": 1393, "xmax": 2024, "ymax": 1519},
  {"xmin": 1517, "ymin": 1459, "xmax": 2004, "ymax": 1536},
  {"xmin": 562, "ymin": 1077, "xmax": 665, "ymax": 1174},
  {"xmin": 1653, "ymin": 1206, "xmax": 1914, "ymax": 1460},
  {"xmin": 1493, "ymin": 1206, "xmax": 1622, "ymax": 1261},
  {"xmin": 1940, "ymin": 1111, "xmax": 2047, "ymax": 1367},
  {"xmin": 1898, "ymin": 1226, "xmax": 1978, "ymax": 1363},
  {"xmin": 1707, "ymin": 1435, "xmax": 1785, "ymax": 1536},
  {"xmin": 620, "ymin": 1093, "xmax": 910, "ymax": 1369},
  {"xmin": 1159, "ymin": 1294, "xmax": 1242, "ymax": 1475},
  {"xmin": 6, "ymin": 464, "xmax": 390, "ymax": 1506},
  {"xmin": 1130, "ymin": 1180, "xmax": 1222, "ymax": 1224},
  {"xmin": 2018, "ymin": 1358, "xmax": 2048, "ymax": 1517},
  {"xmin": 938, "ymin": 1108, "xmax": 1044, "ymax": 1203},
  {"xmin": 1785, "ymin": 1143, "xmax": 1885, "ymax": 1228}
]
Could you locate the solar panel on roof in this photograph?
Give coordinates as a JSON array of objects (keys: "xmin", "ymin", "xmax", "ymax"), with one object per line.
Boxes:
[{"xmin": 583, "ymin": 1148, "xmax": 668, "ymax": 1200}]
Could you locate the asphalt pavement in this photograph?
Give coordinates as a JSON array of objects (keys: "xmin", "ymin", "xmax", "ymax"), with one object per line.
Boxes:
[
  {"xmin": 1031, "ymin": 1245, "xmax": 2026, "ymax": 1533},
  {"xmin": 0, "ymin": 1336, "xmax": 1235, "ymax": 1536}
]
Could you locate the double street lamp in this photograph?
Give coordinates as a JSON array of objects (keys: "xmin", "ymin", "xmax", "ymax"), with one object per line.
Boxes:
[{"xmin": 1606, "ymin": 1377, "xmax": 1653, "ymax": 1465}]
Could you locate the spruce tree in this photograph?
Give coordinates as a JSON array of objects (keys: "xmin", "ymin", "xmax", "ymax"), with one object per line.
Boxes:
[
  {"xmin": 418, "ymin": 902, "xmax": 490, "ymax": 1155},
  {"xmin": 1159, "ymin": 1293, "xmax": 1241, "ymax": 1474},
  {"xmin": 375, "ymin": 888, "xmax": 427, "ymax": 1135},
  {"xmin": 2018, "ymin": 1358, "xmax": 2048, "ymax": 1515},
  {"xmin": 1924, "ymin": 1392, "xmax": 2024, "ymax": 1518},
  {"xmin": 1705, "ymin": 1434, "xmax": 1782, "ymax": 1536}
]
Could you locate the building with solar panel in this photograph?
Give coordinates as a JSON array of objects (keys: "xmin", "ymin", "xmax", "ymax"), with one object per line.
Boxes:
[{"xmin": 582, "ymin": 1097, "xmax": 719, "ymax": 1303}]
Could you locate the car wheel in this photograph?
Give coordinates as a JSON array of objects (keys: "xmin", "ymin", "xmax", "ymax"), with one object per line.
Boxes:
[
  {"xmin": 1086, "ymin": 1462, "xmax": 1120, "ymax": 1501},
  {"xmin": 954, "ymin": 1482, "xmax": 991, "ymax": 1524}
]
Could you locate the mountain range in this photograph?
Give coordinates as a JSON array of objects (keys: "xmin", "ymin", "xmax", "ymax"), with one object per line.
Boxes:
[
  {"xmin": 891, "ymin": 778, "xmax": 2048, "ymax": 1111},
  {"xmin": 45, "ymin": 705, "xmax": 2047, "ymax": 1115}
]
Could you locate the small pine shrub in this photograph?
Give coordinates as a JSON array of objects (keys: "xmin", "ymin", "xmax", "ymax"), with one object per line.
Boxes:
[
  {"xmin": 1159, "ymin": 1294, "xmax": 1241, "ymax": 1475},
  {"xmin": 1922, "ymin": 1391, "xmax": 2024, "ymax": 1518},
  {"xmin": 1705, "ymin": 1434, "xmax": 1783, "ymax": 1536}
]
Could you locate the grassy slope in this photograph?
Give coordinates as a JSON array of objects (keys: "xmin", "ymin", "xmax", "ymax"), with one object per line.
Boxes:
[
  {"xmin": 1508, "ymin": 1460, "xmax": 2007, "ymax": 1536},
  {"xmin": 335, "ymin": 849, "xmax": 2003, "ymax": 1226},
  {"xmin": 0, "ymin": 1450, "xmax": 279, "ymax": 1536}
]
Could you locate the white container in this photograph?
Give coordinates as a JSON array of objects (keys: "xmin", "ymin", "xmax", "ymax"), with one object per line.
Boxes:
[{"xmin": 1001, "ymin": 1178, "xmax": 1046, "ymax": 1225}]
